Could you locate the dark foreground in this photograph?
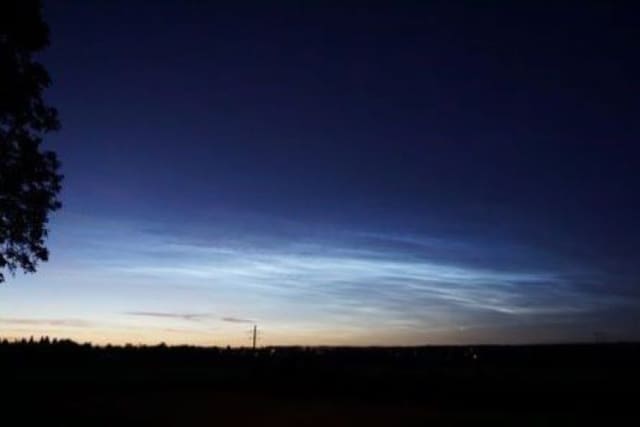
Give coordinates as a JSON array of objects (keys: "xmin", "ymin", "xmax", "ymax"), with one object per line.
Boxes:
[{"xmin": 2, "ymin": 341, "xmax": 638, "ymax": 425}]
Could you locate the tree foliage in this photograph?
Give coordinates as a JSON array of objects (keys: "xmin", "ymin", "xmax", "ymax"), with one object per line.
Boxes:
[{"xmin": 0, "ymin": 0, "xmax": 62, "ymax": 283}]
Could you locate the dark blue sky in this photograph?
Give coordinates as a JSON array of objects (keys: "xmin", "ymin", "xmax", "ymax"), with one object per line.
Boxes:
[{"xmin": 1, "ymin": 2, "xmax": 638, "ymax": 345}]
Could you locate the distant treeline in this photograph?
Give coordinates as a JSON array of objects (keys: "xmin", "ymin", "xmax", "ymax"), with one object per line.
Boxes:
[{"xmin": 2, "ymin": 337, "xmax": 638, "ymax": 366}]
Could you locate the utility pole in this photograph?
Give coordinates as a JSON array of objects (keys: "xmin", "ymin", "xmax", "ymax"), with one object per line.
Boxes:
[{"xmin": 252, "ymin": 324, "xmax": 257, "ymax": 350}]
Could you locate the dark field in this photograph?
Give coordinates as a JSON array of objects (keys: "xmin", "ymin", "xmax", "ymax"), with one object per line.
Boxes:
[{"xmin": 2, "ymin": 341, "xmax": 638, "ymax": 425}]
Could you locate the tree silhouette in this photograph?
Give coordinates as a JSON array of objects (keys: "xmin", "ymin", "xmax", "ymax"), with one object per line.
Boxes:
[{"xmin": 0, "ymin": 0, "xmax": 62, "ymax": 283}]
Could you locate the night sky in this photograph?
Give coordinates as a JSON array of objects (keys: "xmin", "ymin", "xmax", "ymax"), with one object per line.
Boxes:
[{"xmin": 1, "ymin": 2, "xmax": 639, "ymax": 346}]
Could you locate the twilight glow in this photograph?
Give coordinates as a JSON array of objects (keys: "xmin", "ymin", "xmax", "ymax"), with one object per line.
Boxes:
[{"xmin": 1, "ymin": 211, "xmax": 636, "ymax": 345}]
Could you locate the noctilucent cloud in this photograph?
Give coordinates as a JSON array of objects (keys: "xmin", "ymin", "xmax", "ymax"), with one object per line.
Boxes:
[{"xmin": 1, "ymin": 2, "xmax": 638, "ymax": 345}]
